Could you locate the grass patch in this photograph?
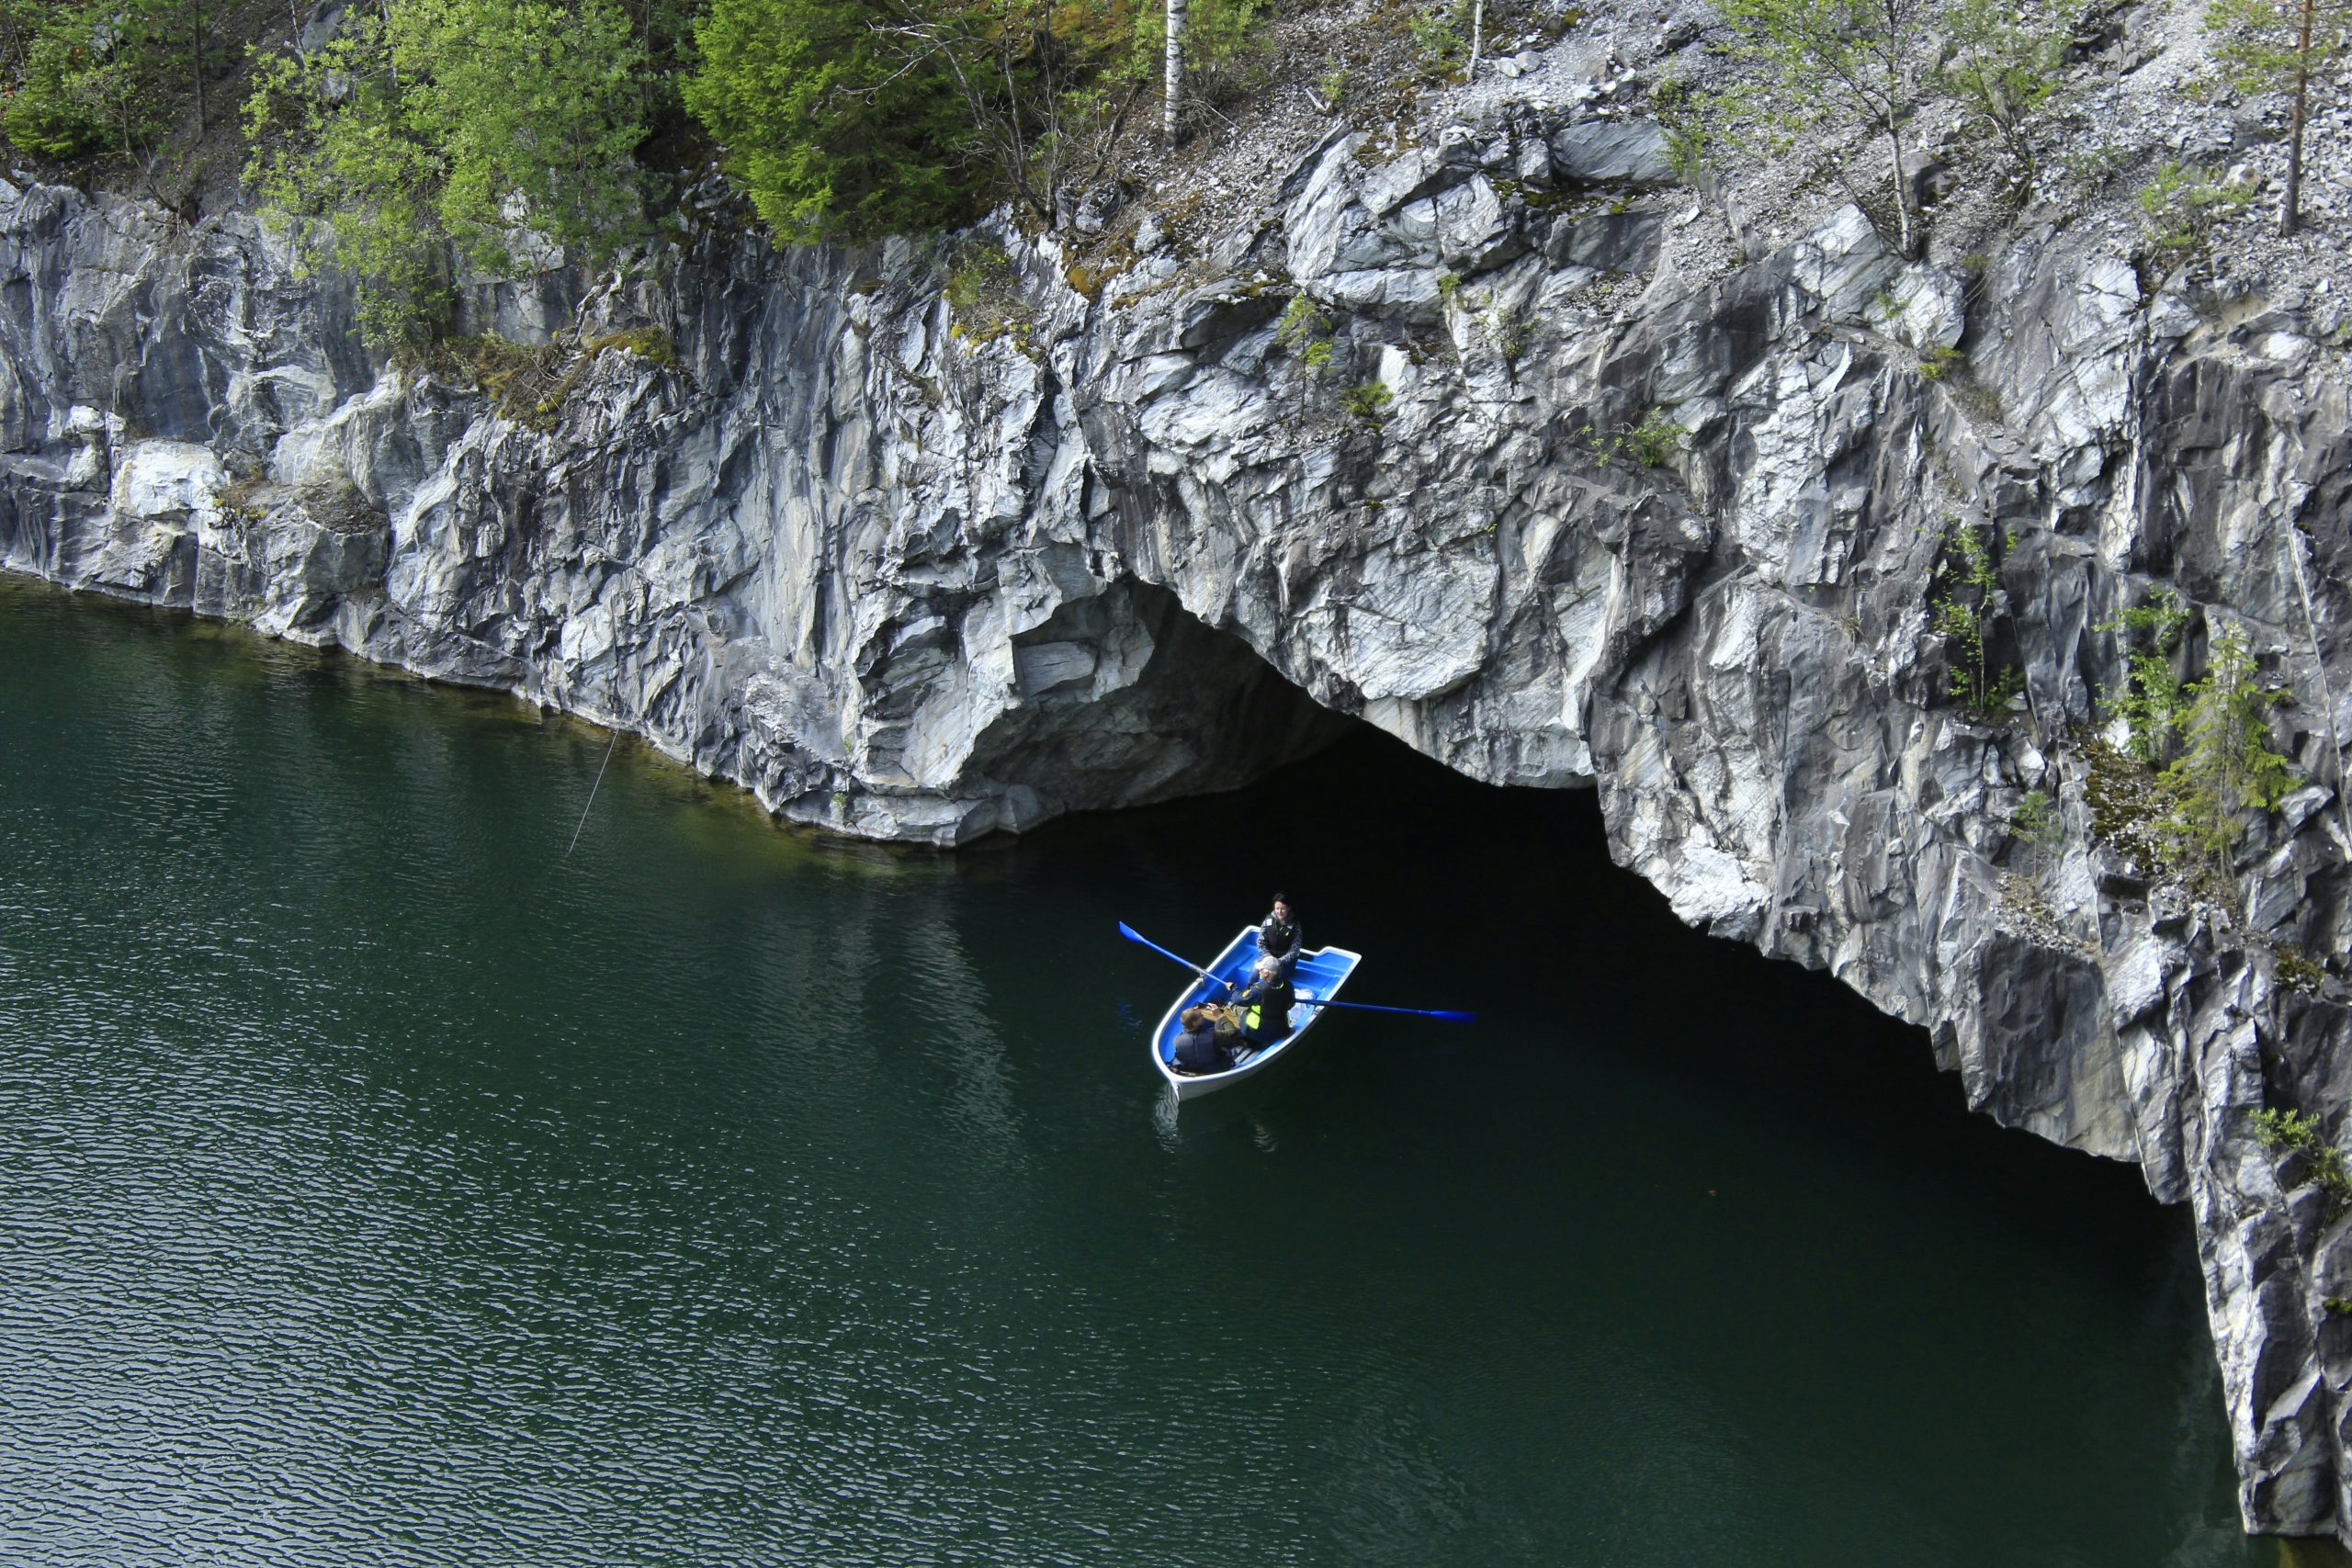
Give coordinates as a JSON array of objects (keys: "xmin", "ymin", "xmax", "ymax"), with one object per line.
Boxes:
[{"xmin": 2278, "ymin": 943, "xmax": 2329, "ymax": 995}]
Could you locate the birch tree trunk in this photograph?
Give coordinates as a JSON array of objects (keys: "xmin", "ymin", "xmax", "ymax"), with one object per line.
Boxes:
[
  {"xmin": 1885, "ymin": 111, "xmax": 1917, "ymax": 257},
  {"xmin": 1468, "ymin": 0, "xmax": 1484, "ymax": 76},
  {"xmin": 1164, "ymin": 0, "xmax": 1186, "ymax": 143}
]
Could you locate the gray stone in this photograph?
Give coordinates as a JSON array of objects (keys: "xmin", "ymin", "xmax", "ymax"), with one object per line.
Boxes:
[{"xmin": 1546, "ymin": 119, "xmax": 1678, "ymax": 186}]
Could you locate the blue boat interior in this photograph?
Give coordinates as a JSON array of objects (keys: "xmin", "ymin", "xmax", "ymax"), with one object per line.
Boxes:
[{"xmin": 1154, "ymin": 930, "xmax": 1354, "ymax": 1068}]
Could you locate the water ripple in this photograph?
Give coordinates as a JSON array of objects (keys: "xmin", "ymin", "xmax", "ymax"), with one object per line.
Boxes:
[{"xmin": 0, "ymin": 581, "xmax": 2263, "ymax": 1567}]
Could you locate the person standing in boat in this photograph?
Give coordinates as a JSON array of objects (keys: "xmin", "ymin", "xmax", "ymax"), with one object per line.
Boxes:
[
  {"xmin": 1258, "ymin": 894, "xmax": 1301, "ymax": 978},
  {"xmin": 1229, "ymin": 957, "xmax": 1295, "ymax": 1050}
]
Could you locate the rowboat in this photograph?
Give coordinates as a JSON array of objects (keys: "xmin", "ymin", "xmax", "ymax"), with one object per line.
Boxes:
[{"xmin": 1150, "ymin": 926, "xmax": 1363, "ymax": 1101}]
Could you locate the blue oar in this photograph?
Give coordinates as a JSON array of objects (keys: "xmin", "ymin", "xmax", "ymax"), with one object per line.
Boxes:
[
  {"xmin": 1293, "ymin": 996, "xmax": 1477, "ymax": 1023},
  {"xmin": 1116, "ymin": 920, "xmax": 1230, "ymax": 994},
  {"xmin": 1115, "ymin": 921, "xmax": 1476, "ymax": 1022}
]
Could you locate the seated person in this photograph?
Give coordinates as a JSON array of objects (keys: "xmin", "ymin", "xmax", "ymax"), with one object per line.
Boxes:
[
  {"xmin": 1228, "ymin": 957, "xmax": 1295, "ymax": 1050},
  {"xmin": 1257, "ymin": 894, "xmax": 1301, "ymax": 978},
  {"xmin": 1170, "ymin": 1005, "xmax": 1236, "ymax": 1075}
]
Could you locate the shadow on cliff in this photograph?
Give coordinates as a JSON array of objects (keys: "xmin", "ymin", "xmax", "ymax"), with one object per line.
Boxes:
[{"xmin": 1005, "ymin": 720, "xmax": 2194, "ymax": 1254}]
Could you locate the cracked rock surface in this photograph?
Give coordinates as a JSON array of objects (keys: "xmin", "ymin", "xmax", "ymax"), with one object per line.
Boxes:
[{"xmin": 5, "ymin": 83, "xmax": 2352, "ymax": 1541}]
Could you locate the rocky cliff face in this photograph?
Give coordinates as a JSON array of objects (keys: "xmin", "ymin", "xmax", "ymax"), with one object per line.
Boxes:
[{"xmin": 6, "ymin": 71, "xmax": 2352, "ymax": 1540}]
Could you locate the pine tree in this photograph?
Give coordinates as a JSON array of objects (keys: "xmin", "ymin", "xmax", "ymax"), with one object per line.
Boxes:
[
  {"xmin": 684, "ymin": 0, "xmax": 972, "ymax": 242},
  {"xmin": 2098, "ymin": 590, "xmax": 2191, "ymax": 764},
  {"xmin": 2162, "ymin": 625, "xmax": 2299, "ymax": 886},
  {"xmin": 2206, "ymin": 0, "xmax": 2349, "ymax": 235}
]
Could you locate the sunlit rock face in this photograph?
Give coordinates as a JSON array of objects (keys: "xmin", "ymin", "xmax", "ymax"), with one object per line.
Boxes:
[{"xmin": 4, "ymin": 101, "xmax": 2352, "ymax": 1542}]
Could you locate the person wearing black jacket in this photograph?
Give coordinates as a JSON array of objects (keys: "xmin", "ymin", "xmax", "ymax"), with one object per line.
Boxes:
[
  {"xmin": 1257, "ymin": 894, "xmax": 1301, "ymax": 977},
  {"xmin": 1170, "ymin": 1005, "xmax": 1236, "ymax": 1075},
  {"xmin": 1230, "ymin": 958, "xmax": 1295, "ymax": 1050}
]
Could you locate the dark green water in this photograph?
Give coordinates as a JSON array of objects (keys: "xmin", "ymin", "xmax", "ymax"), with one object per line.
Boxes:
[{"xmin": 0, "ymin": 578, "xmax": 2274, "ymax": 1566}]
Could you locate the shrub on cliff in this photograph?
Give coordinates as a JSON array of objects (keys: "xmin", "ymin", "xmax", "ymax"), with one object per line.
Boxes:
[
  {"xmin": 684, "ymin": 0, "xmax": 1262, "ymax": 242},
  {"xmin": 2206, "ymin": 0, "xmax": 2348, "ymax": 236},
  {"xmin": 2251, "ymin": 1108, "xmax": 2352, "ymax": 1213},
  {"xmin": 684, "ymin": 0, "xmax": 973, "ymax": 243},
  {"xmin": 2098, "ymin": 590, "xmax": 2190, "ymax": 764},
  {"xmin": 0, "ymin": 0, "xmax": 189, "ymax": 161},
  {"xmin": 2161, "ymin": 624, "xmax": 2298, "ymax": 882},
  {"xmin": 1928, "ymin": 520, "xmax": 2021, "ymax": 716},
  {"xmin": 244, "ymin": 0, "xmax": 650, "ymax": 346},
  {"xmin": 1928, "ymin": 0, "xmax": 2068, "ymax": 202}
]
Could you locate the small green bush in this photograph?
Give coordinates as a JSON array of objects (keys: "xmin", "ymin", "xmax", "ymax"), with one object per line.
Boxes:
[
  {"xmin": 1275, "ymin": 294, "xmax": 1336, "ymax": 371},
  {"xmin": 1620, "ymin": 407, "xmax": 1680, "ymax": 467},
  {"xmin": 2059, "ymin": 142, "xmax": 2131, "ymax": 189},
  {"xmin": 1931, "ymin": 0, "xmax": 2068, "ymax": 198},
  {"xmin": 2277, "ymin": 944, "xmax": 2328, "ymax": 994},
  {"xmin": 1929, "ymin": 519, "xmax": 2022, "ymax": 717},
  {"xmin": 1650, "ymin": 73, "xmax": 1715, "ymax": 184},
  {"xmin": 2256, "ymin": 1107, "xmax": 2326, "ymax": 1151},
  {"xmin": 945, "ymin": 243, "xmax": 1012, "ymax": 311},
  {"xmin": 591, "ymin": 327, "xmax": 677, "ymax": 368},
  {"xmin": 1917, "ymin": 344, "xmax": 1963, "ymax": 381},
  {"xmin": 1317, "ymin": 59, "xmax": 1349, "ymax": 107},
  {"xmin": 2136, "ymin": 161, "xmax": 2253, "ymax": 263},
  {"xmin": 2162, "ymin": 624, "xmax": 2298, "ymax": 881},
  {"xmin": 2098, "ymin": 591, "xmax": 2191, "ymax": 764},
  {"xmin": 1342, "ymin": 379, "xmax": 1393, "ymax": 426},
  {"xmin": 2253, "ymin": 1107, "xmax": 2352, "ymax": 1213},
  {"xmin": 1480, "ymin": 299, "xmax": 1535, "ymax": 366},
  {"xmin": 2010, "ymin": 788, "xmax": 2062, "ymax": 848},
  {"xmin": 1583, "ymin": 407, "xmax": 1684, "ymax": 468},
  {"xmin": 1407, "ymin": 4, "xmax": 1465, "ymax": 69}
]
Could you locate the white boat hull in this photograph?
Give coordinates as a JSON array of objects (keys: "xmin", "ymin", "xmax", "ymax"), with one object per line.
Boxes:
[{"xmin": 1148, "ymin": 927, "xmax": 1363, "ymax": 1102}]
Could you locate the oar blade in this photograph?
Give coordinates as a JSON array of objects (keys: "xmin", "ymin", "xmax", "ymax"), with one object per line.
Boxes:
[{"xmin": 1118, "ymin": 920, "xmax": 1216, "ymax": 981}]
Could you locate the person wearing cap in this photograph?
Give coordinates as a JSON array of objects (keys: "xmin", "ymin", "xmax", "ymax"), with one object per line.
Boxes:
[{"xmin": 1229, "ymin": 956, "xmax": 1295, "ymax": 1050}]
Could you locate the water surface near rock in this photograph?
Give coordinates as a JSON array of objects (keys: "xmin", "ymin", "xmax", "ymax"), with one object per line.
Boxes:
[{"xmin": 0, "ymin": 577, "xmax": 2262, "ymax": 1566}]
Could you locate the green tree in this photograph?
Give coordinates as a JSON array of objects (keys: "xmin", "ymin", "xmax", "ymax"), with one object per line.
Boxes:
[
  {"xmin": 0, "ymin": 0, "xmax": 190, "ymax": 160},
  {"xmin": 1931, "ymin": 0, "xmax": 2068, "ymax": 199},
  {"xmin": 876, "ymin": 0, "xmax": 1151, "ymax": 225},
  {"xmin": 684, "ymin": 0, "xmax": 972, "ymax": 242},
  {"xmin": 245, "ymin": 18, "xmax": 449, "ymax": 344},
  {"xmin": 1928, "ymin": 520, "xmax": 2019, "ymax": 715},
  {"xmin": 390, "ymin": 0, "xmax": 648, "ymax": 272},
  {"xmin": 1714, "ymin": 0, "xmax": 1930, "ymax": 255},
  {"xmin": 2162, "ymin": 624, "xmax": 2299, "ymax": 881},
  {"xmin": 246, "ymin": 0, "xmax": 649, "ymax": 344},
  {"xmin": 2098, "ymin": 589, "xmax": 2191, "ymax": 763},
  {"xmin": 691, "ymin": 0, "xmax": 1251, "ymax": 239},
  {"xmin": 2206, "ymin": 0, "xmax": 2348, "ymax": 235}
]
